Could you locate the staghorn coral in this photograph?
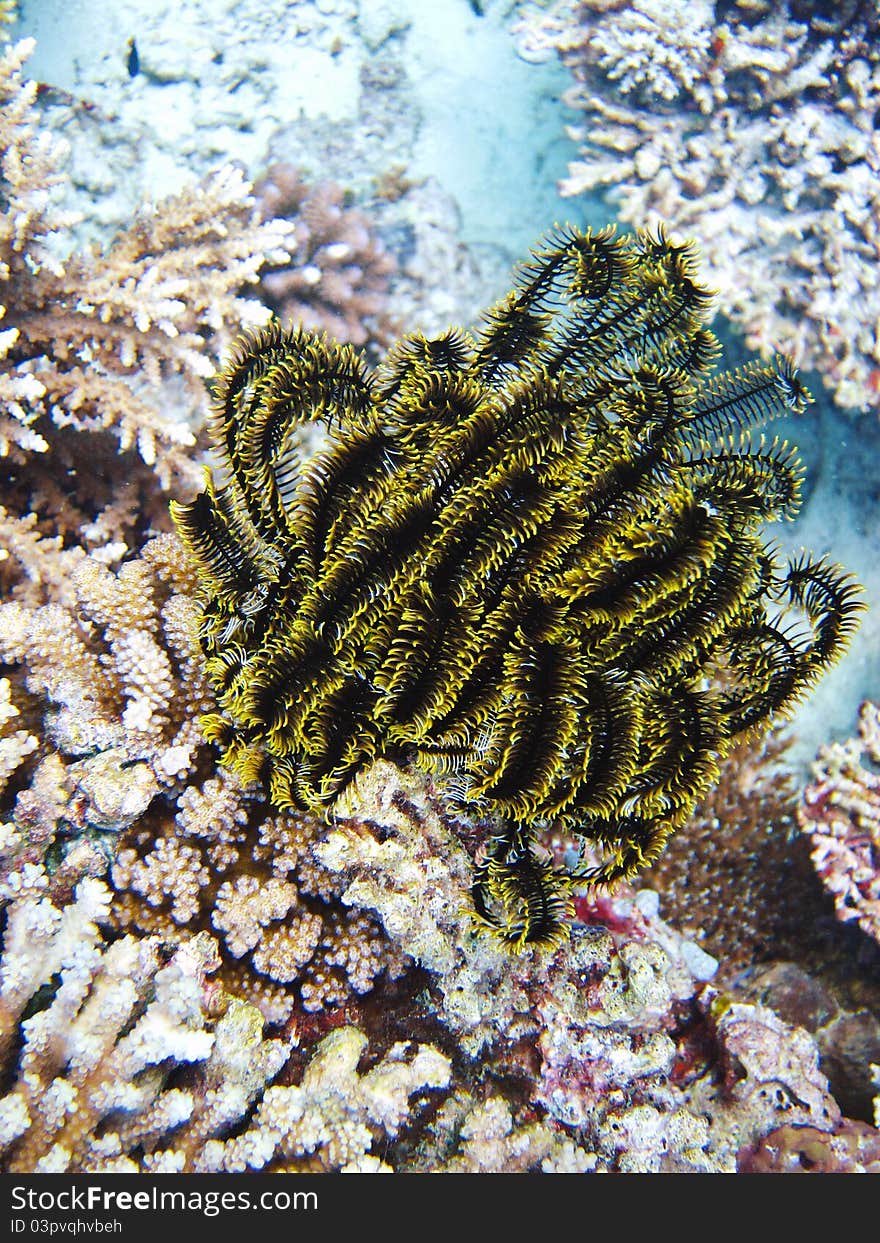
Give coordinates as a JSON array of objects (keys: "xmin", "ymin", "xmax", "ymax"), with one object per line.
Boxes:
[
  {"xmin": 0, "ymin": 504, "xmax": 93, "ymax": 610},
  {"xmin": 173, "ymin": 224, "xmax": 860, "ymax": 949},
  {"xmin": 799, "ymin": 700, "xmax": 880, "ymax": 946},
  {"xmin": 0, "ymin": 884, "xmax": 232, "ymax": 1173},
  {"xmin": 513, "ymin": 0, "xmax": 880, "ymax": 412},
  {"xmin": 0, "ymin": 879, "xmax": 445, "ymax": 1173},
  {"xmin": 0, "ymin": 37, "xmax": 294, "ymax": 545},
  {"xmin": 316, "ymin": 759, "xmax": 855, "ymax": 1171},
  {"xmin": 254, "ymin": 164, "xmax": 396, "ymax": 352}
]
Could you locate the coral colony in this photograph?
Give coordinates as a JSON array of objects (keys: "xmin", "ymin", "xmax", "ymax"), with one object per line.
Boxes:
[
  {"xmin": 173, "ymin": 224, "xmax": 861, "ymax": 951},
  {"xmin": 254, "ymin": 164, "xmax": 397, "ymax": 350},
  {"xmin": 514, "ymin": 0, "xmax": 880, "ymax": 412},
  {"xmin": 2, "ymin": 20, "xmax": 880, "ymax": 1174}
]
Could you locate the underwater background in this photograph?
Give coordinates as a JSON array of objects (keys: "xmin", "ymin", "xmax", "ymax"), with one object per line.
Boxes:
[{"xmin": 2, "ymin": 0, "xmax": 880, "ymax": 1173}]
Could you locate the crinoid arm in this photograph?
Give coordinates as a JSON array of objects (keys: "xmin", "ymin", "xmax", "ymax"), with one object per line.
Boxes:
[
  {"xmin": 471, "ymin": 833, "xmax": 575, "ymax": 952},
  {"xmin": 174, "ymin": 225, "xmax": 862, "ymax": 949}
]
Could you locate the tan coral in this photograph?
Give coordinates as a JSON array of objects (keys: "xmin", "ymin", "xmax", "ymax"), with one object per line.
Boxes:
[
  {"xmin": 645, "ymin": 726, "xmax": 830, "ymax": 975},
  {"xmin": 196, "ymin": 1025, "xmax": 450, "ymax": 1173},
  {"xmin": 0, "ymin": 37, "xmax": 295, "ymax": 536},
  {"xmin": 0, "ymin": 882, "xmax": 300, "ymax": 1173},
  {"xmin": 0, "ymin": 535, "xmax": 213, "ymax": 781},
  {"xmin": 0, "ymin": 536, "xmax": 213, "ymax": 913},
  {"xmin": 427, "ymin": 1095, "xmax": 599, "ymax": 1172},
  {"xmin": 0, "ymin": 506, "xmax": 86, "ymax": 610},
  {"xmin": 254, "ymin": 163, "xmax": 396, "ymax": 350},
  {"xmin": 0, "ymin": 676, "xmax": 37, "ymax": 797},
  {"xmin": 110, "ymin": 769, "xmax": 406, "ymax": 1022}
]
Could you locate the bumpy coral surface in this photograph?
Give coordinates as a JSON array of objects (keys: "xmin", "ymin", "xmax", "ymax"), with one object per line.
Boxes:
[
  {"xmin": 800, "ymin": 701, "xmax": 880, "ymax": 946},
  {"xmin": 514, "ymin": 0, "xmax": 880, "ymax": 412},
  {"xmin": 0, "ymin": 536, "xmax": 409, "ymax": 1021},
  {"xmin": 0, "ymin": 880, "xmax": 446, "ymax": 1173},
  {"xmin": 254, "ymin": 163, "xmax": 396, "ymax": 351},
  {"xmin": 174, "ymin": 225, "xmax": 859, "ymax": 949},
  {"xmin": 318, "ymin": 760, "xmax": 860, "ymax": 1172},
  {"xmin": 0, "ymin": 533, "xmax": 211, "ymax": 794}
]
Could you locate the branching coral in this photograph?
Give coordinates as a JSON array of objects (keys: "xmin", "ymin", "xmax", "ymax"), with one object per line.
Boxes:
[
  {"xmin": 0, "ymin": 533, "xmax": 409, "ymax": 1021},
  {"xmin": 0, "ymin": 884, "xmax": 230, "ymax": 1172},
  {"xmin": 1, "ymin": 758, "xmax": 873, "ymax": 1173},
  {"xmin": 424, "ymin": 1095, "xmax": 599, "ymax": 1172},
  {"xmin": 0, "ymin": 533, "xmax": 216, "ymax": 916},
  {"xmin": 0, "ymin": 37, "xmax": 294, "ymax": 541},
  {"xmin": 0, "ymin": 879, "xmax": 445, "ymax": 1173},
  {"xmin": 514, "ymin": 0, "xmax": 880, "ymax": 412},
  {"xmin": 0, "ymin": 504, "xmax": 92, "ymax": 610},
  {"xmin": 174, "ymin": 224, "xmax": 860, "ymax": 949},
  {"xmin": 254, "ymin": 164, "xmax": 396, "ymax": 351},
  {"xmin": 199, "ymin": 1025, "xmax": 450, "ymax": 1173},
  {"xmin": 799, "ymin": 701, "xmax": 880, "ymax": 945},
  {"xmin": 0, "ymin": 532, "xmax": 210, "ymax": 786},
  {"xmin": 112, "ymin": 788, "xmax": 411, "ymax": 1022}
]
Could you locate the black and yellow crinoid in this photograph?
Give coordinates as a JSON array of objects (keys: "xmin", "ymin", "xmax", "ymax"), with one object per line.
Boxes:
[{"xmin": 173, "ymin": 225, "xmax": 862, "ymax": 951}]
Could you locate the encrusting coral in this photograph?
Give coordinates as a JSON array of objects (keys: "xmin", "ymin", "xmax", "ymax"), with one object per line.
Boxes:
[
  {"xmin": 316, "ymin": 759, "xmax": 874, "ymax": 1172},
  {"xmin": 513, "ymin": 0, "xmax": 880, "ymax": 412},
  {"xmin": 174, "ymin": 224, "xmax": 860, "ymax": 949},
  {"xmin": 799, "ymin": 701, "xmax": 880, "ymax": 947},
  {"xmin": 254, "ymin": 163, "xmax": 397, "ymax": 353}
]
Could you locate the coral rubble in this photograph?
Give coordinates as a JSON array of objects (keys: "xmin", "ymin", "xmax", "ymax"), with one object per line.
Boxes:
[
  {"xmin": 514, "ymin": 0, "xmax": 880, "ymax": 412},
  {"xmin": 174, "ymin": 225, "xmax": 859, "ymax": 947}
]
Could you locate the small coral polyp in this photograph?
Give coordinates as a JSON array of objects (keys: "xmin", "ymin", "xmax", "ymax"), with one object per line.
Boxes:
[{"xmin": 173, "ymin": 225, "xmax": 861, "ymax": 950}]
